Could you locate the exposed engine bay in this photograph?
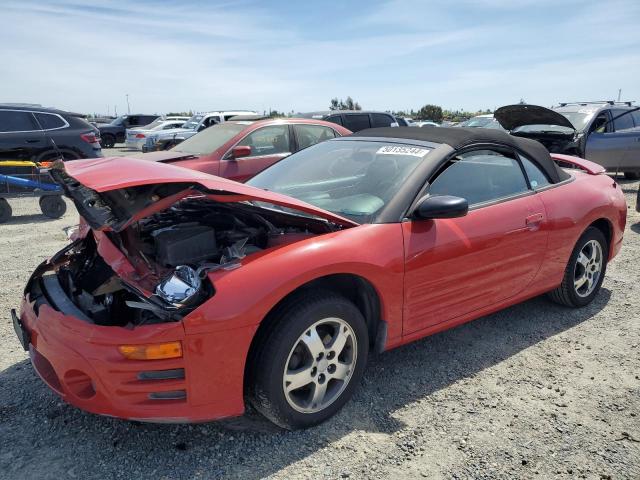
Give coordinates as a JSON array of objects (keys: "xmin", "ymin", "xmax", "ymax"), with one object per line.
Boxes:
[
  {"xmin": 510, "ymin": 131, "xmax": 584, "ymax": 156},
  {"xmin": 47, "ymin": 197, "xmax": 334, "ymax": 327}
]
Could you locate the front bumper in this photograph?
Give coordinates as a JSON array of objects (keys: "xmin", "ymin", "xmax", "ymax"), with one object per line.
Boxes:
[{"xmin": 17, "ymin": 265, "xmax": 253, "ymax": 423}]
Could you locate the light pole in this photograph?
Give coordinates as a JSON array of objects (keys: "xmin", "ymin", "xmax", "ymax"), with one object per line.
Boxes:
[{"xmin": 126, "ymin": 94, "xmax": 130, "ymax": 114}]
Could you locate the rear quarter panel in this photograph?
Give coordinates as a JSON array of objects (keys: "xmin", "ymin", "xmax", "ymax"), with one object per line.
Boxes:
[{"xmin": 528, "ymin": 170, "xmax": 626, "ymax": 293}]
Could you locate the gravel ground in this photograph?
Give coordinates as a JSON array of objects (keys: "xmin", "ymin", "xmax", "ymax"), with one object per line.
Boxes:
[{"xmin": 0, "ymin": 169, "xmax": 638, "ymax": 480}]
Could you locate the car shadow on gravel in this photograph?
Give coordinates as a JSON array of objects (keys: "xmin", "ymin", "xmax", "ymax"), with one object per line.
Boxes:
[
  {"xmin": 0, "ymin": 289, "xmax": 612, "ymax": 480},
  {"xmin": 4, "ymin": 214, "xmax": 58, "ymax": 225}
]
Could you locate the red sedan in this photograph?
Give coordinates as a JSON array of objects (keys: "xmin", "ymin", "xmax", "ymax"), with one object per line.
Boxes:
[
  {"xmin": 138, "ymin": 118, "xmax": 351, "ymax": 182},
  {"xmin": 14, "ymin": 127, "xmax": 626, "ymax": 429}
]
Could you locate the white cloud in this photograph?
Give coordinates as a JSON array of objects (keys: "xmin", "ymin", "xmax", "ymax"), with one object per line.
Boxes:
[{"xmin": 1, "ymin": 0, "xmax": 638, "ymax": 114}]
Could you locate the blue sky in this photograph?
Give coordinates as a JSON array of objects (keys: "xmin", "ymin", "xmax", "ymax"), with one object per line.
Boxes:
[{"xmin": 2, "ymin": 0, "xmax": 639, "ymax": 115}]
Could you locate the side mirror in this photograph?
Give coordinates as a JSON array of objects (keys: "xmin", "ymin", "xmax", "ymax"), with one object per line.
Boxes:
[
  {"xmin": 230, "ymin": 145, "xmax": 251, "ymax": 159},
  {"xmin": 412, "ymin": 195, "xmax": 468, "ymax": 220}
]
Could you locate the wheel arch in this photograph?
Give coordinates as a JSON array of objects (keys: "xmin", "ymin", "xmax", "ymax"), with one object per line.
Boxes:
[
  {"xmin": 588, "ymin": 217, "xmax": 612, "ymax": 250},
  {"xmin": 243, "ymin": 273, "xmax": 384, "ymax": 395}
]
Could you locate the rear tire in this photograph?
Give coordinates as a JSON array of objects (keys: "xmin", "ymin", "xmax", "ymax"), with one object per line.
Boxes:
[
  {"xmin": 248, "ymin": 290, "xmax": 368, "ymax": 430},
  {"xmin": 0, "ymin": 199, "xmax": 12, "ymax": 223},
  {"xmin": 624, "ymin": 172, "xmax": 640, "ymax": 180},
  {"xmin": 39, "ymin": 195, "xmax": 67, "ymax": 219},
  {"xmin": 101, "ymin": 134, "xmax": 115, "ymax": 149},
  {"xmin": 548, "ymin": 227, "xmax": 608, "ymax": 307}
]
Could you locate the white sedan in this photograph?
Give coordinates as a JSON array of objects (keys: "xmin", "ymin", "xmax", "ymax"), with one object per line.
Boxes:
[{"xmin": 125, "ymin": 118, "xmax": 189, "ymax": 150}]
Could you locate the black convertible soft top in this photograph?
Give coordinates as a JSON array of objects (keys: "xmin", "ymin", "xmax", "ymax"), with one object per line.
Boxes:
[{"xmin": 353, "ymin": 127, "xmax": 570, "ymax": 183}]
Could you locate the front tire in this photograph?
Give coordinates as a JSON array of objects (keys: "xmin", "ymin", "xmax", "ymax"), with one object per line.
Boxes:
[
  {"xmin": 249, "ymin": 291, "xmax": 368, "ymax": 430},
  {"xmin": 39, "ymin": 195, "xmax": 67, "ymax": 219},
  {"xmin": 101, "ymin": 134, "xmax": 115, "ymax": 149},
  {"xmin": 548, "ymin": 227, "xmax": 608, "ymax": 307},
  {"xmin": 0, "ymin": 198, "xmax": 12, "ymax": 223}
]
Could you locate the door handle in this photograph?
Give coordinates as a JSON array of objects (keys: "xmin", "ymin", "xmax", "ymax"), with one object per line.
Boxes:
[
  {"xmin": 525, "ymin": 213, "xmax": 544, "ymax": 226},
  {"xmin": 25, "ymin": 139, "xmax": 41, "ymax": 143}
]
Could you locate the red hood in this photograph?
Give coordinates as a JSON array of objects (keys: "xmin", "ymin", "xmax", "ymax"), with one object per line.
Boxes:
[{"xmin": 54, "ymin": 157, "xmax": 358, "ymax": 229}]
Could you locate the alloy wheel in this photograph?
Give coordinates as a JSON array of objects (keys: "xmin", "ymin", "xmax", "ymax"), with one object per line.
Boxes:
[
  {"xmin": 282, "ymin": 317, "xmax": 357, "ymax": 414},
  {"xmin": 573, "ymin": 239, "xmax": 603, "ymax": 298}
]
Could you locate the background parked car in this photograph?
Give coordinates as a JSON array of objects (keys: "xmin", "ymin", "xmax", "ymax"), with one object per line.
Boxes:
[
  {"xmin": 295, "ymin": 111, "xmax": 401, "ymax": 132},
  {"xmin": 124, "ymin": 118, "xmax": 189, "ymax": 150},
  {"xmin": 413, "ymin": 120, "xmax": 440, "ymax": 127},
  {"xmin": 96, "ymin": 114, "xmax": 159, "ymax": 148},
  {"xmin": 136, "ymin": 118, "xmax": 351, "ymax": 182},
  {"xmin": 141, "ymin": 110, "xmax": 258, "ymax": 152},
  {"xmin": 494, "ymin": 101, "xmax": 640, "ymax": 179},
  {"xmin": 457, "ymin": 114, "xmax": 504, "ymax": 129},
  {"xmin": 0, "ymin": 104, "xmax": 102, "ymax": 162}
]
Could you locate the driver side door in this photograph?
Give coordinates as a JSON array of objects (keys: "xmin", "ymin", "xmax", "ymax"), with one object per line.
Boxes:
[{"xmin": 402, "ymin": 148, "xmax": 548, "ymax": 335}]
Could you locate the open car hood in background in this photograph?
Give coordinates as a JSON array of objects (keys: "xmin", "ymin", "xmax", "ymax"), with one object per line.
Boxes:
[
  {"xmin": 494, "ymin": 105, "xmax": 576, "ymax": 131},
  {"xmin": 51, "ymin": 157, "xmax": 359, "ymax": 231}
]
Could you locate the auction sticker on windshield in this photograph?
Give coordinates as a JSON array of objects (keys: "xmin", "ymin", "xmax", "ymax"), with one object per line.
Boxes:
[{"xmin": 377, "ymin": 145, "xmax": 430, "ymax": 157}]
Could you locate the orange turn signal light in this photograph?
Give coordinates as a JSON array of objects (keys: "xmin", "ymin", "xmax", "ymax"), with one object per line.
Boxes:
[{"xmin": 118, "ymin": 341, "xmax": 182, "ymax": 360}]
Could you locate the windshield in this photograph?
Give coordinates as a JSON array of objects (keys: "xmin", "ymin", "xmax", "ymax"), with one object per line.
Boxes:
[
  {"xmin": 247, "ymin": 140, "xmax": 430, "ymax": 223},
  {"xmin": 459, "ymin": 117, "xmax": 502, "ymax": 129},
  {"xmin": 110, "ymin": 117, "xmax": 124, "ymax": 126},
  {"xmin": 558, "ymin": 111, "xmax": 593, "ymax": 131},
  {"xmin": 182, "ymin": 114, "xmax": 204, "ymax": 130},
  {"xmin": 172, "ymin": 123, "xmax": 246, "ymax": 155},
  {"xmin": 140, "ymin": 119, "xmax": 165, "ymax": 130}
]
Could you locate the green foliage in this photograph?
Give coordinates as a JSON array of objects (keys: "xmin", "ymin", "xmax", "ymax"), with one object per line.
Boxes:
[
  {"xmin": 416, "ymin": 104, "xmax": 443, "ymax": 123},
  {"xmin": 329, "ymin": 96, "xmax": 362, "ymax": 111}
]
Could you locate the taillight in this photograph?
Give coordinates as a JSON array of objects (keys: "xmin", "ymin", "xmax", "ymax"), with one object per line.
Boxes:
[
  {"xmin": 135, "ymin": 133, "xmax": 146, "ymax": 138},
  {"xmin": 80, "ymin": 133, "xmax": 99, "ymax": 144}
]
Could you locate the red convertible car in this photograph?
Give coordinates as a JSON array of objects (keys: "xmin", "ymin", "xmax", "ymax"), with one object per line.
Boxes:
[
  {"xmin": 139, "ymin": 118, "xmax": 351, "ymax": 182},
  {"xmin": 13, "ymin": 128, "xmax": 626, "ymax": 429}
]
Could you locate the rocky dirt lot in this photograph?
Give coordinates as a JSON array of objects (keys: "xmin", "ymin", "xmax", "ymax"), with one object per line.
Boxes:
[{"xmin": 0, "ymin": 164, "xmax": 638, "ymax": 479}]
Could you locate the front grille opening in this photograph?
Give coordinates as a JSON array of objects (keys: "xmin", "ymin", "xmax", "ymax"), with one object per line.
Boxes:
[
  {"xmin": 149, "ymin": 390, "xmax": 186, "ymax": 400},
  {"xmin": 31, "ymin": 347, "xmax": 63, "ymax": 394},
  {"xmin": 138, "ymin": 368, "xmax": 185, "ymax": 381}
]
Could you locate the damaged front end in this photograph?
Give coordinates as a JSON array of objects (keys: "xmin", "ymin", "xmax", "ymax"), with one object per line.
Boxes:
[
  {"xmin": 32, "ymin": 160, "xmax": 352, "ymax": 328},
  {"xmin": 494, "ymin": 104, "xmax": 585, "ymax": 156}
]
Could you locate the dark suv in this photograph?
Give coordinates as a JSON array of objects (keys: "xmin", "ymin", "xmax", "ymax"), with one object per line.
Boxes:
[
  {"xmin": 96, "ymin": 114, "xmax": 159, "ymax": 148},
  {"xmin": 296, "ymin": 111, "xmax": 401, "ymax": 132},
  {"xmin": 0, "ymin": 104, "xmax": 102, "ymax": 162}
]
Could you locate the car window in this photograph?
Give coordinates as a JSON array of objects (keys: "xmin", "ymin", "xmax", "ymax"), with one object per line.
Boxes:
[
  {"xmin": 612, "ymin": 110, "xmax": 635, "ymax": 131},
  {"xmin": 429, "ymin": 149, "xmax": 529, "ymax": 206},
  {"xmin": 342, "ymin": 114, "xmax": 371, "ymax": 132},
  {"xmin": 203, "ymin": 116, "xmax": 219, "ymax": 128},
  {"xmin": 294, "ymin": 124, "xmax": 337, "ymax": 150},
  {"xmin": 519, "ymin": 154, "xmax": 550, "ymax": 189},
  {"xmin": 632, "ymin": 111, "xmax": 640, "ymax": 127},
  {"xmin": 237, "ymin": 125, "xmax": 291, "ymax": 157},
  {"xmin": 370, "ymin": 114, "xmax": 394, "ymax": 128},
  {"xmin": 0, "ymin": 111, "xmax": 39, "ymax": 132},
  {"xmin": 34, "ymin": 113, "xmax": 66, "ymax": 130},
  {"xmin": 325, "ymin": 115, "xmax": 343, "ymax": 126}
]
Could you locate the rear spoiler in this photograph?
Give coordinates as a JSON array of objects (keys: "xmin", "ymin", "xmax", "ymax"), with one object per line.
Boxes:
[{"xmin": 551, "ymin": 154, "xmax": 606, "ymax": 175}]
